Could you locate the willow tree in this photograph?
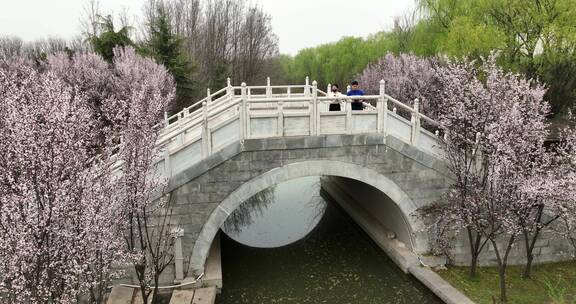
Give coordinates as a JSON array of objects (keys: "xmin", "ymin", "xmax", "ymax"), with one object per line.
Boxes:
[{"xmin": 416, "ymin": 0, "xmax": 576, "ymax": 116}]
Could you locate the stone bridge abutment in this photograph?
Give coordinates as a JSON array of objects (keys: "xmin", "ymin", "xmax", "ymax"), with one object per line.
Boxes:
[{"xmin": 165, "ymin": 133, "xmax": 453, "ymax": 278}]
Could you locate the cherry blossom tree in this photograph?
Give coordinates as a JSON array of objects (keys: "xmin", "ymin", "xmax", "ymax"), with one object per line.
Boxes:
[
  {"xmin": 45, "ymin": 52, "xmax": 116, "ymax": 156},
  {"xmin": 0, "ymin": 57, "xmax": 124, "ymax": 303},
  {"xmin": 431, "ymin": 57, "xmax": 495, "ymax": 278},
  {"xmin": 554, "ymin": 128, "xmax": 576, "ymax": 254},
  {"xmin": 105, "ymin": 47, "xmax": 176, "ymax": 303},
  {"xmin": 480, "ymin": 55, "xmax": 552, "ymax": 282},
  {"xmin": 433, "ymin": 53, "xmax": 559, "ymax": 302},
  {"xmin": 524, "ymin": 127, "xmax": 576, "ymax": 261},
  {"xmin": 357, "ymin": 53, "xmax": 442, "ymax": 118},
  {"xmin": 0, "ymin": 46, "xmax": 177, "ymax": 303}
]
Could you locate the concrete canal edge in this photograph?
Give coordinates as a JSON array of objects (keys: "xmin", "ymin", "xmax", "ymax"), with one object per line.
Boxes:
[
  {"xmin": 105, "ymin": 286, "xmax": 217, "ymax": 304},
  {"xmin": 321, "ymin": 177, "xmax": 475, "ymax": 304},
  {"xmin": 408, "ymin": 266, "xmax": 474, "ymax": 304}
]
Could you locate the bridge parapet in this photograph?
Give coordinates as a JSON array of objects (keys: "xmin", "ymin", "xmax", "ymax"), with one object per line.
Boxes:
[{"xmin": 152, "ymin": 77, "xmax": 444, "ymax": 179}]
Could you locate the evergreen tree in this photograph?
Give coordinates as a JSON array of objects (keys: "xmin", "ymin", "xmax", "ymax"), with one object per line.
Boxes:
[
  {"xmin": 88, "ymin": 15, "xmax": 134, "ymax": 62},
  {"xmin": 145, "ymin": 4, "xmax": 195, "ymax": 112}
]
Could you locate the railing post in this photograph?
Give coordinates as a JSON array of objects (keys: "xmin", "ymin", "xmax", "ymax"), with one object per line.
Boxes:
[
  {"xmin": 241, "ymin": 82, "xmax": 248, "ymax": 139},
  {"xmin": 304, "ymin": 76, "xmax": 310, "ymax": 97},
  {"xmin": 202, "ymin": 101, "xmax": 211, "ymax": 157},
  {"xmin": 346, "ymin": 98, "xmax": 352, "ymax": 134},
  {"xmin": 172, "ymin": 227, "xmax": 184, "ymax": 281},
  {"xmin": 163, "ymin": 149, "xmax": 171, "ymax": 178},
  {"xmin": 377, "ymin": 79, "xmax": 385, "ymax": 133},
  {"xmin": 238, "ymin": 84, "xmax": 245, "ymax": 140},
  {"xmin": 266, "ymin": 77, "xmax": 272, "ymax": 98},
  {"xmin": 226, "ymin": 77, "xmax": 233, "ymax": 96},
  {"xmin": 277, "ymin": 101, "xmax": 284, "ymax": 136},
  {"xmin": 206, "ymin": 88, "xmax": 212, "ymax": 104},
  {"xmin": 325, "ymin": 83, "xmax": 331, "ymax": 113},
  {"xmin": 164, "ymin": 111, "xmax": 169, "ymax": 127},
  {"xmin": 313, "ymin": 81, "xmax": 319, "ymax": 135},
  {"xmin": 308, "ymin": 85, "xmax": 314, "ymax": 136},
  {"xmin": 411, "ymin": 99, "xmax": 421, "ymax": 145},
  {"xmin": 345, "ymin": 85, "xmax": 352, "ymax": 112},
  {"xmin": 287, "ymin": 86, "xmax": 291, "ymax": 98}
]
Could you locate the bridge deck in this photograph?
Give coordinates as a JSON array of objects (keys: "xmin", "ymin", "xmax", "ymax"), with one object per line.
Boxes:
[{"xmin": 148, "ymin": 78, "xmax": 443, "ymax": 180}]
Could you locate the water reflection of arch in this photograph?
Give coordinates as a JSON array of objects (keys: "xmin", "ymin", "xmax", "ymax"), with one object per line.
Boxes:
[
  {"xmin": 188, "ymin": 160, "xmax": 428, "ymax": 275},
  {"xmin": 221, "ymin": 186, "xmax": 276, "ymax": 236},
  {"xmin": 222, "ymin": 177, "xmax": 327, "ymax": 248}
]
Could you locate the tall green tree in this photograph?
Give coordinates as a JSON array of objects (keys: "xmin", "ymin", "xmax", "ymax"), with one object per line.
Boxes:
[
  {"xmin": 88, "ymin": 15, "xmax": 134, "ymax": 62},
  {"xmin": 144, "ymin": 3, "xmax": 195, "ymax": 112},
  {"xmin": 415, "ymin": 0, "xmax": 576, "ymax": 116},
  {"xmin": 282, "ymin": 34, "xmax": 398, "ymax": 89}
]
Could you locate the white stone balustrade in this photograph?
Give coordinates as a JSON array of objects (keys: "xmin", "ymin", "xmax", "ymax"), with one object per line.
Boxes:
[{"xmin": 149, "ymin": 78, "xmax": 443, "ymax": 179}]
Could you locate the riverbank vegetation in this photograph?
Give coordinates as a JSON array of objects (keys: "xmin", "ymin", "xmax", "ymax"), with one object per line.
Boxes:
[
  {"xmin": 437, "ymin": 262, "xmax": 576, "ymax": 304},
  {"xmin": 2, "ymin": 0, "xmax": 575, "ymax": 119},
  {"xmin": 0, "ymin": 47, "xmax": 177, "ymax": 303},
  {"xmin": 1, "ymin": 0, "xmax": 575, "ymax": 303},
  {"xmin": 0, "ymin": 0, "xmax": 279, "ymax": 112},
  {"xmin": 365, "ymin": 51, "xmax": 576, "ymax": 302},
  {"xmin": 281, "ymin": 0, "xmax": 576, "ymax": 119}
]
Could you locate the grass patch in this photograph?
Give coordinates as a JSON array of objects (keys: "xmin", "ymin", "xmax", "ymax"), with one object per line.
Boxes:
[{"xmin": 436, "ymin": 261, "xmax": 576, "ymax": 304}]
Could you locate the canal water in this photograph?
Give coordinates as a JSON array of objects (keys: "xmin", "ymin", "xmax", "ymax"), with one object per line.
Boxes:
[{"xmin": 218, "ymin": 176, "xmax": 441, "ymax": 304}]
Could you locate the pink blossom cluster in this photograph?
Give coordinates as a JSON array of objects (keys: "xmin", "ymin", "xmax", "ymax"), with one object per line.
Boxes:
[
  {"xmin": 431, "ymin": 52, "xmax": 575, "ymax": 300},
  {"xmin": 357, "ymin": 53, "xmax": 442, "ymax": 117},
  {"xmin": 0, "ymin": 47, "xmax": 175, "ymax": 303},
  {"xmin": 435, "ymin": 53, "xmax": 555, "ymax": 244}
]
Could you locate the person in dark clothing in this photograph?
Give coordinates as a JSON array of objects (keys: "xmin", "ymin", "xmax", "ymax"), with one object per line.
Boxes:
[
  {"xmin": 347, "ymin": 80, "xmax": 364, "ymax": 110},
  {"xmin": 329, "ymin": 84, "xmax": 343, "ymax": 111}
]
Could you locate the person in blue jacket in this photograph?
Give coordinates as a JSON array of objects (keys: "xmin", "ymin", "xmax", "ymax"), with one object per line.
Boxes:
[{"xmin": 347, "ymin": 80, "xmax": 364, "ymax": 110}]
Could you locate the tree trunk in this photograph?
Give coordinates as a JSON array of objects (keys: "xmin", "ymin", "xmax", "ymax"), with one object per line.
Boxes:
[
  {"xmin": 523, "ymin": 205, "xmax": 544, "ymax": 279},
  {"xmin": 135, "ymin": 263, "xmax": 148, "ymax": 304},
  {"xmin": 490, "ymin": 236, "xmax": 515, "ymax": 303},
  {"xmin": 522, "ymin": 229, "xmax": 538, "ymax": 279},
  {"xmin": 498, "ymin": 265, "xmax": 507, "ymax": 303},
  {"xmin": 140, "ymin": 287, "xmax": 148, "ymax": 304},
  {"xmin": 152, "ymin": 275, "xmax": 160, "ymax": 304},
  {"xmin": 467, "ymin": 228, "xmax": 484, "ymax": 278},
  {"xmin": 469, "ymin": 253, "xmax": 479, "ymax": 278}
]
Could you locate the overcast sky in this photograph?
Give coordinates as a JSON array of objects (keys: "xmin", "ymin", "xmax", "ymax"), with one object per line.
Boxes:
[{"xmin": 0, "ymin": 0, "xmax": 416, "ymax": 55}]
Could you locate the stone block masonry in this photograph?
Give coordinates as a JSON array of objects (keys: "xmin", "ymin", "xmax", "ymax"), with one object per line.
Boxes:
[
  {"xmin": 162, "ymin": 132, "xmax": 574, "ymax": 284},
  {"xmin": 167, "ymin": 133, "xmax": 452, "ymax": 278}
]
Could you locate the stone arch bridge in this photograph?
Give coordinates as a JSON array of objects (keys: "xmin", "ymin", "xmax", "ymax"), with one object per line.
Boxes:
[{"xmin": 146, "ymin": 77, "xmax": 454, "ymax": 283}]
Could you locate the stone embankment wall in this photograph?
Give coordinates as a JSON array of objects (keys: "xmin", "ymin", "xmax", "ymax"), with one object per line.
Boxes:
[{"xmin": 451, "ymin": 227, "xmax": 575, "ymax": 267}]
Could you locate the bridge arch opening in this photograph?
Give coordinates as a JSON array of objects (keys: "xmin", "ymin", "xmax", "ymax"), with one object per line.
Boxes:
[
  {"xmin": 221, "ymin": 175, "xmax": 328, "ymax": 249},
  {"xmin": 188, "ymin": 160, "xmax": 429, "ymax": 275}
]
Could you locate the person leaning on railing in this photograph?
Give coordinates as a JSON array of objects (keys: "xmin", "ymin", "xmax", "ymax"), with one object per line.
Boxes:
[
  {"xmin": 347, "ymin": 80, "xmax": 364, "ymax": 110},
  {"xmin": 328, "ymin": 83, "xmax": 344, "ymax": 111}
]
